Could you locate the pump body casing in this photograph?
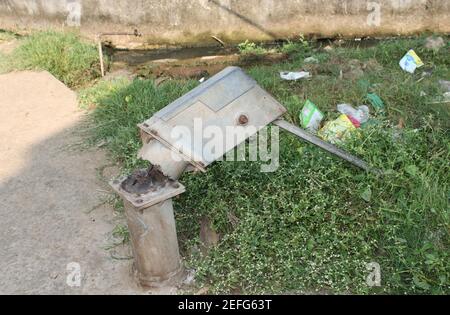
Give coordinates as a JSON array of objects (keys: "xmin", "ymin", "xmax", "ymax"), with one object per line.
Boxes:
[{"xmin": 138, "ymin": 66, "xmax": 286, "ymax": 177}]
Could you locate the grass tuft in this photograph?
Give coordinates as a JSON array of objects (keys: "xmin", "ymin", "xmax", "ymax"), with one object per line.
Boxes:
[{"xmin": 7, "ymin": 31, "xmax": 101, "ymax": 88}]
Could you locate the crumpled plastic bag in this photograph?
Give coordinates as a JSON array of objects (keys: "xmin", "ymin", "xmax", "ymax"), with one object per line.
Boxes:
[
  {"xmin": 280, "ymin": 71, "xmax": 311, "ymax": 81},
  {"xmin": 337, "ymin": 104, "xmax": 370, "ymax": 127}
]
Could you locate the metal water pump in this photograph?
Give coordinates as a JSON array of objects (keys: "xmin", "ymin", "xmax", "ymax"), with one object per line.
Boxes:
[{"xmin": 111, "ymin": 67, "xmax": 375, "ymax": 287}]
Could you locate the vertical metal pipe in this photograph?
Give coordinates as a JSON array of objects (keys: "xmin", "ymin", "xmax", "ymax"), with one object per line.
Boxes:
[
  {"xmin": 98, "ymin": 38, "xmax": 105, "ymax": 77},
  {"xmin": 124, "ymin": 199, "xmax": 184, "ymax": 287}
]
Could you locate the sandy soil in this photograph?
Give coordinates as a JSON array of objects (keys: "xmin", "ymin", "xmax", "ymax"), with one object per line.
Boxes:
[{"xmin": 0, "ymin": 71, "xmax": 155, "ymax": 294}]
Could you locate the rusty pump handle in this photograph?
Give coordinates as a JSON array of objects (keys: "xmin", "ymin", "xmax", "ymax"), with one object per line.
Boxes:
[{"xmin": 273, "ymin": 119, "xmax": 382, "ymax": 174}]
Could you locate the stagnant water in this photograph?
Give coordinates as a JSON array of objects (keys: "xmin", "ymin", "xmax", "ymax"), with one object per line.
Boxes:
[
  {"xmin": 108, "ymin": 38, "xmax": 382, "ymax": 68},
  {"xmin": 110, "ymin": 46, "xmax": 238, "ymax": 66}
]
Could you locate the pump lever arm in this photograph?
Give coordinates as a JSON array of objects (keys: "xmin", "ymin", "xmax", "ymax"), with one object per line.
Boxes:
[{"xmin": 273, "ymin": 119, "xmax": 381, "ymax": 174}]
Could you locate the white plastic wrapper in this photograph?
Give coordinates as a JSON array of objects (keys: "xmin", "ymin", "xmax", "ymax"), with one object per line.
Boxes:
[
  {"xmin": 337, "ymin": 104, "xmax": 370, "ymax": 124},
  {"xmin": 280, "ymin": 71, "xmax": 311, "ymax": 81}
]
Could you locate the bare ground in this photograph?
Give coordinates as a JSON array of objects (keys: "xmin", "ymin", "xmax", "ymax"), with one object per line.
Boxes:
[{"xmin": 0, "ymin": 71, "xmax": 168, "ymax": 294}]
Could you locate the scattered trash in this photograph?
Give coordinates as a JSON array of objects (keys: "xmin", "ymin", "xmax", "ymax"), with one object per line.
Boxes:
[
  {"xmin": 318, "ymin": 114, "xmax": 357, "ymax": 144},
  {"xmin": 280, "ymin": 71, "xmax": 311, "ymax": 81},
  {"xmin": 304, "ymin": 56, "xmax": 319, "ymax": 64},
  {"xmin": 420, "ymin": 91, "xmax": 427, "ymax": 97},
  {"xmin": 366, "ymin": 93, "xmax": 385, "ymax": 112},
  {"xmin": 424, "ymin": 36, "xmax": 445, "ymax": 51},
  {"xmin": 337, "ymin": 104, "xmax": 370, "ymax": 127},
  {"xmin": 300, "ymin": 100, "xmax": 324, "ymax": 133},
  {"xmin": 324, "ymin": 45, "xmax": 333, "ymax": 52},
  {"xmin": 199, "ymin": 77, "xmax": 206, "ymax": 83},
  {"xmin": 399, "ymin": 50, "xmax": 424, "ymax": 74}
]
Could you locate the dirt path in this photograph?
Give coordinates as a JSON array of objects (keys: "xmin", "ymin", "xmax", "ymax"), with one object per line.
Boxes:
[{"xmin": 0, "ymin": 71, "xmax": 150, "ymax": 294}]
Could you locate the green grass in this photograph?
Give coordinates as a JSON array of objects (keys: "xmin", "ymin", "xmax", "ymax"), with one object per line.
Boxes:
[
  {"xmin": 3, "ymin": 31, "xmax": 101, "ymax": 88},
  {"xmin": 84, "ymin": 36, "xmax": 449, "ymax": 294},
  {"xmin": 78, "ymin": 77, "xmax": 131, "ymax": 110},
  {"xmin": 237, "ymin": 40, "xmax": 270, "ymax": 56}
]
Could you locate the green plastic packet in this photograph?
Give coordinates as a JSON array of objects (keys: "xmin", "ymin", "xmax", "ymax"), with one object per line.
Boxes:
[
  {"xmin": 367, "ymin": 93, "xmax": 385, "ymax": 112},
  {"xmin": 300, "ymin": 100, "xmax": 324, "ymax": 133}
]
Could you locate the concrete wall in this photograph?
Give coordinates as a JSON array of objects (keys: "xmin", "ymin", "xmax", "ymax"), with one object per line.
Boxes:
[{"xmin": 0, "ymin": 0, "xmax": 449, "ymax": 46}]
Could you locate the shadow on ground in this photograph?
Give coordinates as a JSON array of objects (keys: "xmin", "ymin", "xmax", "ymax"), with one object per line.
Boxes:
[{"xmin": 0, "ymin": 71, "xmax": 148, "ymax": 294}]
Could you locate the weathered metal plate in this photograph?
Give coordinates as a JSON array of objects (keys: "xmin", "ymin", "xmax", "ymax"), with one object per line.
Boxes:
[
  {"xmin": 139, "ymin": 66, "xmax": 287, "ymax": 170},
  {"xmin": 110, "ymin": 176, "xmax": 185, "ymax": 210}
]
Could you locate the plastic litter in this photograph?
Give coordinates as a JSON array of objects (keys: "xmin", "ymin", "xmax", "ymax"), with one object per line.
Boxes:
[
  {"xmin": 318, "ymin": 114, "xmax": 357, "ymax": 144},
  {"xmin": 280, "ymin": 71, "xmax": 311, "ymax": 81},
  {"xmin": 367, "ymin": 93, "xmax": 385, "ymax": 112},
  {"xmin": 399, "ymin": 50, "xmax": 424, "ymax": 74},
  {"xmin": 300, "ymin": 100, "xmax": 324, "ymax": 133},
  {"xmin": 337, "ymin": 104, "xmax": 370, "ymax": 126}
]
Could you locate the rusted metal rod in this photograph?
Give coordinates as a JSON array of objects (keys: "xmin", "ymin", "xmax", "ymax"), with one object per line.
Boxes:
[{"xmin": 273, "ymin": 119, "xmax": 380, "ymax": 174}]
